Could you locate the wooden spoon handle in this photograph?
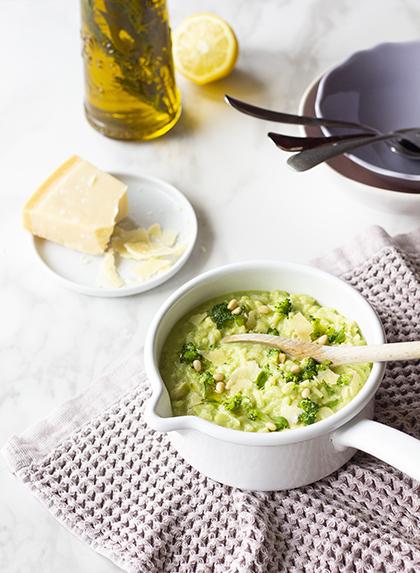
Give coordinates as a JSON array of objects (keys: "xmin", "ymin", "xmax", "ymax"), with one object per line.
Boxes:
[
  {"xmin": 321, "ymin": 341, "xmax": 420, "ymax": 366},
  {"xmin": 222, "ymin": 334, "xmax": 420, "ymax": 366}
]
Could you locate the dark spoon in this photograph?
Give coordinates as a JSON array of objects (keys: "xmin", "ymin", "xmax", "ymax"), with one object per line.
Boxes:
[
  {"xmin": 224, "ymin": 94, "xmax": 376, "ymax": 132},
  {"xmin": 268, "ymin": 131, "xmax": 375, "ymax": 152},
  {"xmin": 225, "ymin": 94, "xmax": 420, "ymax": 157},
  {"xmin": 286, "ymin": 128, "xmax": 420, "ymax": 172}
]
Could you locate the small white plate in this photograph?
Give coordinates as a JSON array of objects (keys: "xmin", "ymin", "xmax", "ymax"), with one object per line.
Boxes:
[{"xmin": 32, "ymin": 172, "xmax": 198, "ymax": 297}]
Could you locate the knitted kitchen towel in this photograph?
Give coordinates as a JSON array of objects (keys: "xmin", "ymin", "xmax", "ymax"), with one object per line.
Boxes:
[{"xmin": 2, "ymin": 225, "xmax": 420, "ymax": 573}]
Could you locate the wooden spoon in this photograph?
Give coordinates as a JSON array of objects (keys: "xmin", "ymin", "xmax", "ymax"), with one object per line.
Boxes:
[{"xmin": 222, "ymin": 334, "xmax": 420, "ymax": 366}]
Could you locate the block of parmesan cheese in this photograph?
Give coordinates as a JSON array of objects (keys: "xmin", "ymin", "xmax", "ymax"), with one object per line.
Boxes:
[{"xmin": 23, "ymin": 156, "xmax": 128, "ymax": 255}]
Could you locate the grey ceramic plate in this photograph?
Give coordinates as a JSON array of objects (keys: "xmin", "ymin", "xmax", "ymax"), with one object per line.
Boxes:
[
  {"xmin": 302, "ymin": 77, "xmax": 420, "ymax": 194},
  {"xmin": 316, "ymin": 41, "xmax": 420, "ymax": 181}
]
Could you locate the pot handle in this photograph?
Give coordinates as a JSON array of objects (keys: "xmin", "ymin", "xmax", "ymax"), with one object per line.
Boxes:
[{"xmin": 332, "ymin": 419, "xmax": 420, "ymax": 481}]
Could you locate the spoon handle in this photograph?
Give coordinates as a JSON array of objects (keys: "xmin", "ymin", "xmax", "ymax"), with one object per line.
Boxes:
[
  {"xmin": 222, "ymin": 334, "xmax": 420, "ymax": 366},
  {"xmin": 225, "ymin": 94, "xmax": 376, "ymax": 132},
  {"xmin": 321, "ymin": 341, "xmax": 420, "ymax": 366},
  {"xmin": 287, "ymin": 128, "xmax": 420, "ymax": 171}
]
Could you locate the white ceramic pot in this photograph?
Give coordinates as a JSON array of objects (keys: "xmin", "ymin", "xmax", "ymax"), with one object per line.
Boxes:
[{"xmin": 144, "ymin": 261, "xmax": 420, "ymax": 491}]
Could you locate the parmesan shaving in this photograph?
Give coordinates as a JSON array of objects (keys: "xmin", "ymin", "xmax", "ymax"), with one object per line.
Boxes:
[
  {"xmin": 102, "ymin": 249, "xmax": 124, "ymax": 288},
  {"xmin": 134, "ymin": 258, "xmax": 171, "ymax": 280},
  {"xmin": 101, "ymin": 222, "xmax": 184, "ymax": 288},
  {"xmin": 161, "ymin": 229, "xmax": 178, "ymax": 247},
  {"xmin": 189, "ymin": 312, "xmax": 207, "ymax": 326},
  {"xmin": 147, "ymin": 223, "xmax": 162, "ymax": 241},
  {"xmin": 114, "ymin": 226, "xmax": 149, "ymax": 243},
  {"xmin": 125, "ymin": 241, "xmax": 152, "ymax": 257}
]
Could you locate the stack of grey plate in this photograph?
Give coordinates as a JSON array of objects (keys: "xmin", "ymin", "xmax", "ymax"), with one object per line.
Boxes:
[{"xmin": 300, "ymin": 41, "xmax": 420, "ymax": 213}]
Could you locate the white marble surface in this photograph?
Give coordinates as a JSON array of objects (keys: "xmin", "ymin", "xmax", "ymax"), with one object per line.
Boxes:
[{"xmin": 1, "ymin": 0, "xmax": 420, "ymax": 571}]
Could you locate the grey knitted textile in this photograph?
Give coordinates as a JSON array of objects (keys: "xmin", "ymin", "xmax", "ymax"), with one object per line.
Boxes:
[{"xmin": 2, "ymin": 226, "xmax": 420, "ymax": 573}]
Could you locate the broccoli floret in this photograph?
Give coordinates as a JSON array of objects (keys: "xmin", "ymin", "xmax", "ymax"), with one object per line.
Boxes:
[
  {"xmin": 179, "ymin": 342, "xmax": 201, "ymax": 364},
  {"xmin": 267, "ymin": 347, "xmax": 279, "ymax": 358},
  {"xmin": 209, "ymin": 302, "xmax": 234, "ymax": 330},
  {"xmin": 337, "ymin": 374, "xmax": 351, "ymax": 386},
  {"xmin": 284, "ymin": 371, "xmax": 301, "ymax": 384},
  {"xmin": 300, "ymin": 357, "xmax": 321, "ymax": 381},
  {"xmin": 255, "ymin": 369, "xmax": 269, "ymax": 389},
  {"xmin": 283, "ymin": 358, "xmax": 321, "ymax": 385},
  {"xmin": 200, "ymin": 371, "xmax": 215, "ymax": 398},
  {"xmin": 326, "ymin": 328, "xmax": 346, "ymax": 345},
  {"xmin": 310, "ymin": 317, "xmax": 326, "ymax": 340},
  {"xmin": 246, "ymin": 408, "xmax": 259, "ymax": 421},
  {"xmin": 234, "ymin": 314, "xmax": 246, "ymax": 327},
  {"xmin": 223, "ymin": 393, "xmax": 242, "ymax": 413},
  {"xmin": 275, "ymin": 297, "xmax": 292, "ymax": 317},
  {"xmin": 267, "ymin": 327, "xmax": 279, "ymax": 336},
  {"xmin": 273, "ymin": 416, "xmax": 290, "ymax": 431},
  {"xmin": 222, "ymin": 394, "xmax": 260, "ymax": 420},
  {"xmin": 235, "ymin": 395, "xmax": 260, "ymax": 421},
  {"xmin": 310, "ymin": 319, "xmax": 346, "ymax": 344},
  {"xmin": 298, "ymin": 398, "xmax": 320, "ymax": 425}
]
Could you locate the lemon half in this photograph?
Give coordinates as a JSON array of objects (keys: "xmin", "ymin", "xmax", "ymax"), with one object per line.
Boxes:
[{"xmin": 173, "ymin": 13, "xmax": 239, "ymax": 85}]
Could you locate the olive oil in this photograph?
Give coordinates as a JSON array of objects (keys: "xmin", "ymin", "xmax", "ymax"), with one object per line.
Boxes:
[{"xmin": 81, "ymin": 0, "xmax": 181, "ymax": 140}]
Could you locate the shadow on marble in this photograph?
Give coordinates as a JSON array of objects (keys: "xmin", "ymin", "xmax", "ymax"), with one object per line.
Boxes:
[
  {"xmin": 160, "ymin": 47, "xmax": 322, "ymax": 139},
  {"xmin": 163, "ymin": 65, "xmax": 267, "ymax": 139},
  {"xmin": 157, "ymin": 201, "xmax": 214, "ymax": 289},
  {"xmin": 163, "ymin": 106, "xmax": 198, "ymax": 139},
  {"xmin": 198, "ymin": 67, "xmax": 265, "ymax": 102},
  {"xmin": 211, "ymin": 48, "xmax": 324, "ymax": 113}
]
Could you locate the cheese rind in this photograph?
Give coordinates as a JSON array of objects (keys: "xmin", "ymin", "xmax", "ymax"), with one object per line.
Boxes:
[{"xmin": 23, "ymin": 156, "xmax": 128, "ymax": 255}]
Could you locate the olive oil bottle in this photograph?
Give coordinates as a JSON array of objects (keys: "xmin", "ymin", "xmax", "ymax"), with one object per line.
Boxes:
[{"xmin": 81, "ymin": 0, "xmax": 181, "ymax": 140}]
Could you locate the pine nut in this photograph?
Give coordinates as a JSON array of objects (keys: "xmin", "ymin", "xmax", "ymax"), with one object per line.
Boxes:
[
  {"xmin": 282, "ymin": 382, "xmax": 294, "ymax": 395},
  {"xmin": 278, "ymin": 352, "xmax": 286, "ymax": 363},
  {"xmin": 213, "ymin": 372, "xmax": 225, "ymax": 382},
  {"xmin": 192, "ymin": 359, "xmax": 202, "ymax": 372},
  {"xmin": 227, "ymin": 298, "xmax": 239, "ymax": 311},
  {"xmin": 259, "ymin": 305, "xmax": 269, "ymax": 314},
  {"xmin": 290, "ymin": 364, "xmax": 301, "ymax": 375},
  {"xmin": 301, "ymin": 388, "xmax": 310, "ymax": 399},
  {"xmin": 215, "ymin": 381, "xmax": 225, "ymax": 394},
  {"xmin": 265, "ymin": 422, "xmax": 276, "ymax": 432},
  {"xmin": 231, "ymin": 306, "xmax": 241, "ymax": 315},
  {"xmin": 316, "ymin": 334, "xmax": 328, "ymax": 345}
]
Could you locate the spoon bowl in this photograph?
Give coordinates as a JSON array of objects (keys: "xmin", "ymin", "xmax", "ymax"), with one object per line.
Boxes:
[{"xmin": 268, "ymin": 131, "xmax": 374, "ymax": 152}]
